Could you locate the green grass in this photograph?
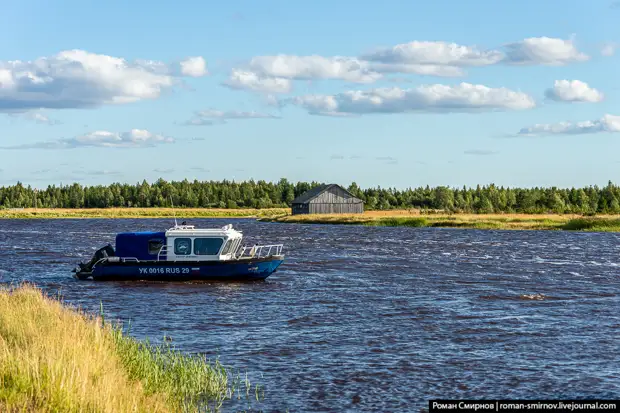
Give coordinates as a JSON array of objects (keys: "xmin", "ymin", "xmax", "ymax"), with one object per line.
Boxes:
[{"xmin": 561, "ymin": 218, "xmax": 620, "ymax": 231}]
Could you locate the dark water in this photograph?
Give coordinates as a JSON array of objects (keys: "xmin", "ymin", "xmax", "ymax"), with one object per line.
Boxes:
[{"xmin": 1, "ymin": 218, "xmax": 619, "ymax": 412}]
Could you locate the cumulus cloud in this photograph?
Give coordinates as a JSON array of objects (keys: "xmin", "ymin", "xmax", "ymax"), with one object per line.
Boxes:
[
  {"xmin": 225, "ymin": 37, "xmax": 589, "ymax": 93},
  {"xmin": 179, "ymin": 57, "xmax": 208, "ymax": 77},
  {"xmin": 183, "ymin": 109, "xmax": 280, "ymax": 125},
  {"xmin": 0, "ymin": 50, "xmax": 207, "ymax": 112},
  {"xmin": 288, "ymin": 83, "xmax": 535, "ymax": 116},
  {"xmin": 249, "ymin": 55, "xmax": 382, "ymax": 83},
  {"xmin": 222, "ymin": 69, "xmax": 292, "ymax": 93},
  {"xmin": 517, "ymin": 114, "xmax": 620, "ymax": 136},
  {"xmin": 503, "ymin": 37, "xmax": 589, "ymax": 65},
  {"xmin": 545, "ymin": 80, "xmax": 604, "ymax": 103},
  {"xmin": 361, "ymin": 40, "xmax": 503, "ymax": 76},
  {"xmin": 367, "ymin": 63, "xmax": 464, "ymax": 77},
  {"xmin": 1, "ymin": 129, "xmax": 174, "ymax": 150}
]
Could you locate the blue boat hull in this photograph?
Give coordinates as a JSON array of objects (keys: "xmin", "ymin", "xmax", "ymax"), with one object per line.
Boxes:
[{"xmin": 87, "ymin": 256, "xmax": 284, "ymax": 281}]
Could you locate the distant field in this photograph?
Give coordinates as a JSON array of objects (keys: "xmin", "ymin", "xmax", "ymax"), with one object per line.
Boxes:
[
  {"xmin": 0, "ymin": 207, "xmax": 289, "ymax": 219},
  {"xmin": 262, "ymin": 211, "xmax": 620, "ymax": 232}
]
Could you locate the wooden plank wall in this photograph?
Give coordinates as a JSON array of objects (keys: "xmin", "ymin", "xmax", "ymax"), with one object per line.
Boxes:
[
  {"xmin": 292, "ymin": 185, "xmax": 364, "ymax": 214},
  {"xmin": 308, "ymin": 203, "xmax": 364, "ymax": 214}
]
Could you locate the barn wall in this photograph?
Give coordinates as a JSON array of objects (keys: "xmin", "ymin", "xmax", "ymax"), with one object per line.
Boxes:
[
  {"xmin": 309, "ymin": 203, "xmax": 364, "ymax": 214},
  {"xmin": 292, "ymin": 185, "xmax": 364, "ymax": 215}
]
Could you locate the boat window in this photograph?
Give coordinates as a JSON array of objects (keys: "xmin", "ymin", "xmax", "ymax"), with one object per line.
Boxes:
[
  {"xmin": 221, "ymin": 240, "xmax": 233, "ymax": 255},
  {"xmin": 174, "ymin": 238, "xmax": 192, "ymax": 255},
  {"xmin": 148, "ymin": 239, "xmax": 164, "ymax": 255},
  {"xmin": 194, "ymin": 238, "xmax": 224, "ymax": 255}
]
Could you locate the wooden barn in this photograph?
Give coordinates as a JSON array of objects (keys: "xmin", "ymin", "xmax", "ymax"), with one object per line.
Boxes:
[{"xmin": 291, "ymin": 184, "xmax": 364, "ymax": 215}]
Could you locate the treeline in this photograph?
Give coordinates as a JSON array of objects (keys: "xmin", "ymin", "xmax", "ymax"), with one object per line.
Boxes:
[{"xmin": 1, "ymin": 179, "xmax": 620, "ymax": 214}]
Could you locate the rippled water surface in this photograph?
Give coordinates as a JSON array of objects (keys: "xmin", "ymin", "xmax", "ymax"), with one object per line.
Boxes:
[{"xmin": 1, "ymin": 218, "xmax": 619, "ymax": 412}]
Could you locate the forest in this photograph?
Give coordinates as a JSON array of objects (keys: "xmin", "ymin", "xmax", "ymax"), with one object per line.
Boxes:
[{"xmin": 1, "ymin": 178, "xmax": 620, "ymax": 214}]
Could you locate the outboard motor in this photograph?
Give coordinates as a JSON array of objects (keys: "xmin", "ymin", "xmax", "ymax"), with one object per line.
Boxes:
[{"xmin": 73, "ymin": 244, "xmax": 115, "ymax": 280}]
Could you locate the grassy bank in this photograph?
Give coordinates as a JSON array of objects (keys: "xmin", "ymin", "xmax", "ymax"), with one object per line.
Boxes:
[
  {"xmin": 0, "ymin": 284, "xmax": 258, "ymax": 412},
  {"xmin": 0, "ymin": 207, "xmax": 288, "ymax": 219},
  {"xmin": 261, "ymin": 211, "xmax": 620, "ymax": 232}
]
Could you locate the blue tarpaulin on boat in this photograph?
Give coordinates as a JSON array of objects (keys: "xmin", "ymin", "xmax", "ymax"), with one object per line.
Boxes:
[{"xmin": 115, "ymin": 232, "xmax": 166, "ymax": 260}]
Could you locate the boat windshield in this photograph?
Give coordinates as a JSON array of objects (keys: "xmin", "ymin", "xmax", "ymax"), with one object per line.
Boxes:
[{"xmin": 193, "ymin": 238, "xmax": 224, "ymax": 255}]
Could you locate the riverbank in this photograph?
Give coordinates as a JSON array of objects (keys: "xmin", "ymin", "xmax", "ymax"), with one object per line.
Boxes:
[
  {"xmin": 0, "ymin": 284, "xmax": 257, "ymax": 412},
  {"xmin": 260, "ymin": 211, "xmax": 620, "ymax": 232},
  {"xmin": 4, "ymin": 208, "xmax": 620, "ymax": 231},
  {"xmin": 0, "ymin": 207, "xmax": 288, "ymax": 219}
]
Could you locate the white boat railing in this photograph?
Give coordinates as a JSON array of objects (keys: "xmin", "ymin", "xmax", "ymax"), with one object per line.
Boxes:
[
  {"xmin": 157, "ymin": 245, "xmax": 168, "ymax": 261},
  {"xmin": 156, "ymin": 243, "xmax": 283, "ymax": 261},
  {"xmin": 236, "ymin": 244, "xmax": 283, "ymax": 259}
]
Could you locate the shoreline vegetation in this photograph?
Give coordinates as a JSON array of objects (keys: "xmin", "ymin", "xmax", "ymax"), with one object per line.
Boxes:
[
  {"xmin": 0, "ymin": 284, "xmax": 260, "ymax": 412},
  {"xmin": 260, "ymin": 210, "xmax": 620, "ymax": 232},
  {"xmin": 2, "ymin": 207, "xmax": 620, "ymax": 231},
  {"xmin": 0, "ymin": 207, "xmax": 288, "ymax": 219}
]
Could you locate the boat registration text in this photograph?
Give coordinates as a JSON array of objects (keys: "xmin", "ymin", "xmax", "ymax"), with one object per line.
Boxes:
[{"xmin": 138, "ymin": 267, "xmax": 192, "ymax": 275}]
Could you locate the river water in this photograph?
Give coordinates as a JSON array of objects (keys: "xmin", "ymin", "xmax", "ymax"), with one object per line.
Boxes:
[{"xmin": 1, "ymin": 218, "xmax": 619, "ymax": 412}]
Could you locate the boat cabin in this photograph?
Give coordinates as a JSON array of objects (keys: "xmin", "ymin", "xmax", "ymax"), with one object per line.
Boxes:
[{"xmin": 115, "ymin": 224, "xmax": 244, "ymax": 262}]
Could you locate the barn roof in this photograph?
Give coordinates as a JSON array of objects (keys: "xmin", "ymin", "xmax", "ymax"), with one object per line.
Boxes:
[{"xmin": 291, "ymin": 184, "xmax": 361, "ymax": 204}]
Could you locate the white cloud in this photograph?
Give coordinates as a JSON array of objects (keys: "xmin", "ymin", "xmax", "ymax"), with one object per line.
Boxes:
[
  {"xmin": 545, "ymin": 80, "xmax": 604, "ymax": 103},
  {"xmin": 9, "ymin": 111, "xmax": 60, "ymax": 125},
  {"xmin": 26, "ymin": 112, "xmax": 60, "ymax": 125},
  {"xmin": 249, "ymin": 55, "xmax": 381, "ymax": 83},
  {"xmin": 183, "ymin": 109, "xmax": 280, "ymax": 125},
  {"xmin": 0, "ymin": 50, "xmax": 207, "ymax": 111},
  {"xmin": 225, "ymin": 37, "xmax": 590, "ymax": 94},
  {"xmin": 518, "ymin": 114, "xmax": 620, "ymax": 136},
  {"xmin": 503, "ymin": 36, "xmax": 589, "ymax": 65},
  {"xmin": 222, "ymin": 69, "xmax": 292, "ymax": 94},
  {"xmin": 1, "ymin": 129, "xmax": 174, "ymax": 149},
  {"xmin": 289, "ymin": 83, "xmax": 536, "ymax": 116},
  {"xmin": 154, "ymin": 168, "xmax": 174, "ymax": 174},
  {"xmin": 601, "ymin": 43, "xmax": 616, "ymax": 57},
  {"xmin": 367, "ymin": 62, "xmax": 464, "ymax": 77},
  {"xmin": 179, "ymin": 56, "xmax": 208, "ymax": 77},
  {"xmin": 361, "ymin": 41, "xmax": 503, "ymax": 67}
]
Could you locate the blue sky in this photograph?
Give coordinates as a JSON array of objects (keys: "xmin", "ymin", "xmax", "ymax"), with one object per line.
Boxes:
[{"xmin": 1, "ymin": 0, "xmax": 619, "ymax": 189}]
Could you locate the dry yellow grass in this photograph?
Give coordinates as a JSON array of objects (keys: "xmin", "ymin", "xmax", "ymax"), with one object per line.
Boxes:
[
  {"xmin": 265, "ymin": 211, "xmax": 620, "ymax": 231},
  {"xmin": 0, "ymin": 284, "xmax": 244, "ymax": 412},
  {"xmin": 0, "ymin": 285, "xmax": 169, "ymax": 412}
]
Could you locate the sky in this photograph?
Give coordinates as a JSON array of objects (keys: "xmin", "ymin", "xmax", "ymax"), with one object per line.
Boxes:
[{"xmin": 1, "ymin": 0, "xmax": 619, "ymax": 190}]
